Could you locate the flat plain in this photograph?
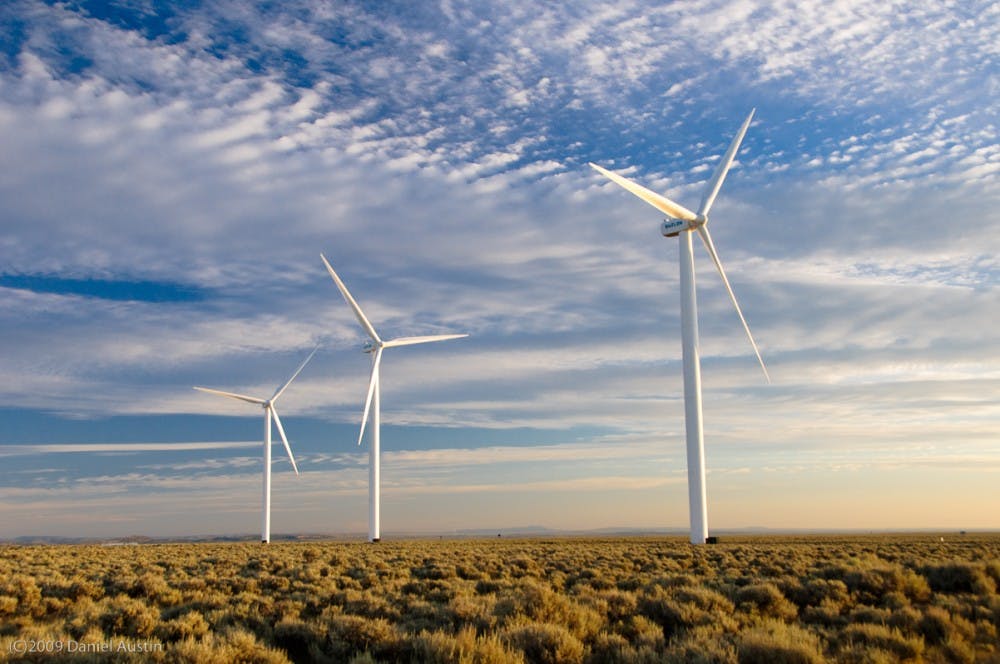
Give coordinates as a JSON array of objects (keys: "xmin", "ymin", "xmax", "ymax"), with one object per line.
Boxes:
[{"xmin": 1, "ymin": 534, "xmax": 998, "ymax": 663}]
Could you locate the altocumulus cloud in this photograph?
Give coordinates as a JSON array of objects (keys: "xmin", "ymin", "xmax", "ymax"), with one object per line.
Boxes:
[{"xmin": 0, "ymin": 0, "xmax": 997, "ymax": 536}]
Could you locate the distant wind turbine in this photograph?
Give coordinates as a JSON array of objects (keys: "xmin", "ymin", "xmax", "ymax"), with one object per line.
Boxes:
[
  {"xmin": 589, "ymin": 109, "xmax": 769, "ymax": 545},
  {"xmin": 194, "ymin": 346, "xmax": 318, "ymax": 543},
  {"xmin": 321, "ymin": 254, "xmax": 467, "ymax": 542}
]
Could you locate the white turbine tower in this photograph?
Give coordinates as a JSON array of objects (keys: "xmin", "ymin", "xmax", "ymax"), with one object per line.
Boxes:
[
  {"xmin": 589, "ymin": 109, "xmax": 769, "ymax": 545},
  {"xmin": 321, "ymin": 254, "xmax": 467, "ymax": 542},
  {"xmin": 194, "ymin": 346, "xmax": 318, "ymax": 543}
]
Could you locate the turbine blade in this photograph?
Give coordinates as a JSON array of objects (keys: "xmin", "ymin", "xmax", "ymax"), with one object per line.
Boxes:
[
  {"xmin": 382, "ymin": 333, "xmax": 468, "ymax": 348},
  {"xmin": 696, "ymin": 225, "xmax": 770, "ymax": 382},
  {"xmin": 698, "ymin": 109, "xmax": 755, "ymax": 217},
  {"xmin": 193, "ymin": 386, "xmax": 265, "ymax": 405},
  {"xmin": 358, "ymin": 347, "xmax": 383, "ymax": 446},
  {"xmin": 320, "ymin": 253, "xmax": 382, "ymax": 344},
  {"xmin": 589, "ymin": 162, "xmax": 698, "ymax": 222},
  {"xmin": 271, "ymin": 344, "xmax": 320, "ymax": 402},
  {"xmin": 270, "ymin": 406, "xmax": 299, "ymax": 475}
]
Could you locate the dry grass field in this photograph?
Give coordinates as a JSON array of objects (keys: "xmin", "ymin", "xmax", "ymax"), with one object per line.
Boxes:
[{"xmin": 1, "ymin": 534, "xmax": 998, "ymax": 663}]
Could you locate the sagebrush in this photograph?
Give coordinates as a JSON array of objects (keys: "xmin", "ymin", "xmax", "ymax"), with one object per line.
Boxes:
[{"xmin": 1, "ymin": 534, "xmax": 999, "ymax": 662}]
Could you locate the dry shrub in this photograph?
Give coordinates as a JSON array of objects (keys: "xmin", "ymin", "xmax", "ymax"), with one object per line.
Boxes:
[
  {"xmin": 941, "ymin": 634, "xmax": 978, "ymax": 664},
  {"xmin": 324, "ymin": 612, "xmax": 399, "ymax": 661},
  {"xmin": 494, "ymin": 580, "xmax": 602, "ymax": 641},
  {"xmin": 986, "ymin": 560, "xmax": 1000, "ymax": 587},
  {"xmin": 887, "ymin": 606, "xmax": 921, "ymax": 634},
  {"xmin": 919, "ymin": 606, "xmax": 956, "ymax": 645},
  {"xmin": 674, "ymin": 586, "xmax": 735, "ymax": 614},
  {"xmin": 917, "ymin": 605, "xmax": 975, "ymax": 648},
  {"xmin": 65, "ymin": 596, "xmax": 103, "ymax": 640},
  {"xmin": 569, "ymin": 568, "xmax": 615, "ymax": 591},
  {"xmin": 272, "ymin": 619, "xmax": 325, "ymax": 662},
  {"xmin": 661, "ymin": 625, "xmax": 737, "ymax": 664},
  {"xmin": 401, "ymin": 578, "xmax": 459, "ymax": 604},
  {"xmin": 1, "ymin": 575, "xmax": 43, "ymax": 618},
  {"xmin": 348, "ymin": 654, "xmax": 378, "ymax": 664},
  {"xmin": 735, "ymin": 619, "xmax": 824, "ymax": 664},
  {"xmin": 600, "ymin": 589, "xmax": 638, "ymax": 623},
  {"xmin": 260, "ymin": 574, "xmax": 291, "ymax": 593},
  {"xmin": 448, "ymin": 593, "xmax": 497, "ymax": 632},
  {"xmin": 844, "ymin": 566, "xmax": 930, "ymax": 605},
  {"xmin": 735, "ymin": 583, "xmax": 798, "ymax": 621},
  {"xmin": 792, "ymin": 578, "xmax": 848, "ymax": 610},
  {"xmin": 588, "ymin": 631, "xmax": 639, "ymax": 664},
  {"xmin": 636, "ymin": 591, "xmax": 689, "ymax": 638},
  {"xmin": 99, "ymin": 594, "xmax": 159, "ymax": 638},
  {"xmin": 974, "ymin": 617, "xmax": 997, "ymax": 647},
  {"xmin": 0, "ymin": 595, "xmax": 17, "ymax": 616},
  {"xmin": 645, "ymin": 574, "xmax": 699, "ymax": 590},
  {"xmin": 157, "ymin": 609, "xmax": 210, "ymax": 642},
  {"xmin": 800, "ymin": 601, "xmax": 845, "ymax": 628},
  {"xmin": 839, "ymin": 623, "xmax": 924, "ymax": 661},
  {"xmin": 67, "ymin": 577, "xmax": 103, "ymax": 602},
  {"xmin": 411, "ymin": 559, "xmax": 455, "ymax": 581},
  {"xmin": 503, "ymin": 622, "xmax": 585, "ymax": 664},
  {"xmin": 899, "ymin": 571, "xmax": 932, "ymax": 603},
  {"xmin": 880, "ymin": 591, "xmax": 910, "ymax": 611},
  {"xmin": 456, "ymin": 564, "xmax": 485, "ymax": 581},
  {"xmin": 923, "ymin": 563, "xmax": 997, "ymax": 595},
  {"xmin": 411, "ymin": 624, "xmax": 525, "ymax": 664},
  {"xmin": 333, "ymin": 587, "xmax": 400, "ymax": 621},
  {"xmin": 214, "ymin": 591, "xmax": 275, "ymax": 637},
  {"xmin": 616, "ymin": 576, "xmax": 642, "ymax": 592},
  {"xmin": 835, "ymin": 644, "xmax": 899, "ymax": 664},
  {"xmin": 849, "ymin": 606, "xmax": 892, "ymax": 625},
  {"xmin": 638, "ymin": 585, "xmax": 735, "ymax": 638},
  {"xmin": 507, "ymin": 556, "xmax": 540, "ymax": 578},
  {"xmin": 619, "ymin": 615, "xmax": 666, "ymax": 651},
  {"xmin": 398, "ymin": 597, "xmax": 451, "ymax": 633},
  {"xmin": 171, "ymin": 627, "xmax": 291, "ymax": 663},
  {"xmin": 129, "ymin": 572, "xmax": 168, "ymax": 600},
  {"xmin": 476, "ymin": 579, "xmax": 504, "ymax": 595}
]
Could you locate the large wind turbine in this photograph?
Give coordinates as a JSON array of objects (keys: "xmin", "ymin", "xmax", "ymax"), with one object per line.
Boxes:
[
  {"xmin": 194, "ymin": 346, "xmax": 318, "ymax": 543},
  {"xmin": 321, "ymin": 254, "xmax": 467, "ymax": 542},
  {"xmin": 589, "ymin": 109, "xmax": 769, "ymax": 545}
]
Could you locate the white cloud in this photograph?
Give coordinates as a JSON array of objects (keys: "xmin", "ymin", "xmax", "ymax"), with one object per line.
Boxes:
[
  {"xmin": 0, "ymin": 0, "xmax": 997, "ymax": 534},
  {"xmin": 0, "ymin": 442, "xmax": 258, "ymax": 457}
]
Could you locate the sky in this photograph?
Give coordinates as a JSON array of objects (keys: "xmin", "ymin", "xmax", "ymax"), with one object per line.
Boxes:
[{"xmin": 0, "ymin": 0, "xmax": 997, "ymax": 539}]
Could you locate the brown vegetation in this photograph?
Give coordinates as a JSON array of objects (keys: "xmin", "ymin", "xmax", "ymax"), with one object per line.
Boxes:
[{"xmin": 1, "ymin": 534, "xmax": 998, "ymax": 662}]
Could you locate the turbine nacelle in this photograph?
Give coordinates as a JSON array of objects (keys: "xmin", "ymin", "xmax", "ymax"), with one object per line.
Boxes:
[
  {"xmin": 660, "ymin": 215, "xmax": 706, "ymax": 237},
  {"xmin": 362, "ymin": 339, "xmax": 379, "ymax": 354}
]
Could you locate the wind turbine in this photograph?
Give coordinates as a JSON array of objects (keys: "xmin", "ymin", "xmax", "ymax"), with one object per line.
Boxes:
[
  {"xmin": 320, "ymin": 254, "xmax": 467, "ymax": 542},
  {"xmin": 194, "ymin": 346, "xmax": 318, "ymax": 543},
  {"xmin": 589, "ymin": 109, "xmax": 769, "ymax": 545}
]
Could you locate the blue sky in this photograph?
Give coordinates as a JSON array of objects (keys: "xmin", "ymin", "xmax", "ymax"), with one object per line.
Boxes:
[{"xmin": 0, "ymin": 0, "xmax": 997, "ymax": 538}]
